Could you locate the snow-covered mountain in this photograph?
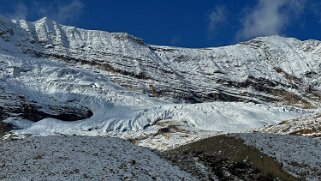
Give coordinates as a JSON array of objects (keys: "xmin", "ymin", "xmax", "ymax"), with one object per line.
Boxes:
[
  {"xmin": 0, "ymin": 16, "xmax": 319, "ymax": 146},
  {"xmin": 4, "ymin": 17, "xmax": 321, "ymax": 106}
]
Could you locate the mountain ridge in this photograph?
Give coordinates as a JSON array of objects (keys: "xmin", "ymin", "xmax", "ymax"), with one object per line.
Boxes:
[
  {"xmin": 0, "ymin": 16, "xmax": 318, "ymax": 140},
  {"xmin": 1, "ymin": 17, "xmax": 320, "ymax": 107}
]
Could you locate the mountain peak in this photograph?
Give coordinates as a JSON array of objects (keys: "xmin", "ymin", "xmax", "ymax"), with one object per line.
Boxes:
[{"xmin": 34, "ymin": 17, "xmax": 56, "ymax": 25}]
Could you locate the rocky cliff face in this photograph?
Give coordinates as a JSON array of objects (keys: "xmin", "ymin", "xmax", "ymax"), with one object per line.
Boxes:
[
  {"xmin": 2, "ymin": 17, "xmax": 321, "ymax": 108},
  {"xmin": 0, "ymin": 16, "xmax": 316, "ymax": 135}
]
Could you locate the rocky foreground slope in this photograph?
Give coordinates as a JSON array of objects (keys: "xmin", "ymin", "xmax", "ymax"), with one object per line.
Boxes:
[{"xmin": 0, "ymin": 135, "xmax": 195, "ymax": 180}]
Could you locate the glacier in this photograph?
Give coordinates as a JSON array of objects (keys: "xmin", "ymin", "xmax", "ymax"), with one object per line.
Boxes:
[{"xmin": 0, "ymin": 16, "xmax": 318, "ymax": 144}]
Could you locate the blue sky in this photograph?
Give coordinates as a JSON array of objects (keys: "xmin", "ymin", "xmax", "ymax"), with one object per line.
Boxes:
[{"xmin": 0, "ymin": 0, "xmax": 320, "ymax": 47}]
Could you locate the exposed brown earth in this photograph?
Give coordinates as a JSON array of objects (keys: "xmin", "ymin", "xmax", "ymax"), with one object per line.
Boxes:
[
  {"xmin": 162, "ymin": 134, "xmax": 299, "ymax": 181},
  {"xmin": 0, "ymin": 122, "xmax": 11, "ymax": 137}
]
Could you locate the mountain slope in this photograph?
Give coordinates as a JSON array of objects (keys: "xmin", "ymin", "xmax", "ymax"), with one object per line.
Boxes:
[
  {"xmin": 0, "ymin": 135, "xmax": 196, "ymax": 180},
  {"xmin": 2, "ymin": 16, "xmax": 321, "ymax": 106},
  {"xmin": 0, "ymin": 17, "xmax": 318, "ymax": 144}
]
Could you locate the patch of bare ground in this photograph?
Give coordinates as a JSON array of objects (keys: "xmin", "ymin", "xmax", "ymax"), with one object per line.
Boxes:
[
  {"xmin": 261, "ymin": 114, "xmax": 321, "ymax": 137},
  {"xmin": 0, "ymin": 122, "xmax": 12, "ymax": 143},
  {"xmin": 161, "ymin": 134, "xmax": 299, "ymax": 181}
]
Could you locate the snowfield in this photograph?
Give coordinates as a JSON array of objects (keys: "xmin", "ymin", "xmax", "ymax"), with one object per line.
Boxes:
[
  {"xmin": 1, "ymin": 16, "xmax": 318, "ymax": 140},
  {"xmin": 0, "ymin": 135, "xmax": 196, "ymax": 180},
  {"xmin": 0, "ymin": 42, "xmax": 307, "ymax": 143}
]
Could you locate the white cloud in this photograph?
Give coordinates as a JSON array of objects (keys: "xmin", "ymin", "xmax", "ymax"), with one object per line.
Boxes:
[
  {"xmin": 56, "ymin": 0, "xmax": 84, "ymax": 23},
  {"xmin": 311, "ymin": 1, "xmax": 321, "ymax": 23},
  {"xmin": 5, "ymin": 3, "xmax": 28, "ymax": 20},
  {"xmin": 208, "ymin": 6, "xmax": 226, "ymax": 35},
  {"xmin": 4, "ymin": 0, "xmax": 84, "ymax": 24},
  {"xmin": 237, "ymin": 0, "xmax": 305, "ymax": 40}
]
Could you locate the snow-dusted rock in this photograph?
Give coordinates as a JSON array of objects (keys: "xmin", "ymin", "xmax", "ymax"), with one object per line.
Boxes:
[
  {"xmin": 1, "ymin": 16, "xmax": 321, "ymax": 106},
  {"xmin": 236, "ymin": 133, "xmax": 321, "ymax": 181},
  {"xmin": 0, "ymin": 135, "xmax": 196, "ymax": 180},
  {"xmin": 0, "ymin": 16, "xmax": 317, "ymax": 139}
]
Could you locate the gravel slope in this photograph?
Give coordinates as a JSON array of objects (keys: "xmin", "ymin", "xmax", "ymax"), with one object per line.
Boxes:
[
  {"xmin": 237, "ymin": 133, "xmax": 321, "ymax": 181},
  {"xmin": 0, "ymin": 135, "xmax": 195, "ymax": 181}
]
